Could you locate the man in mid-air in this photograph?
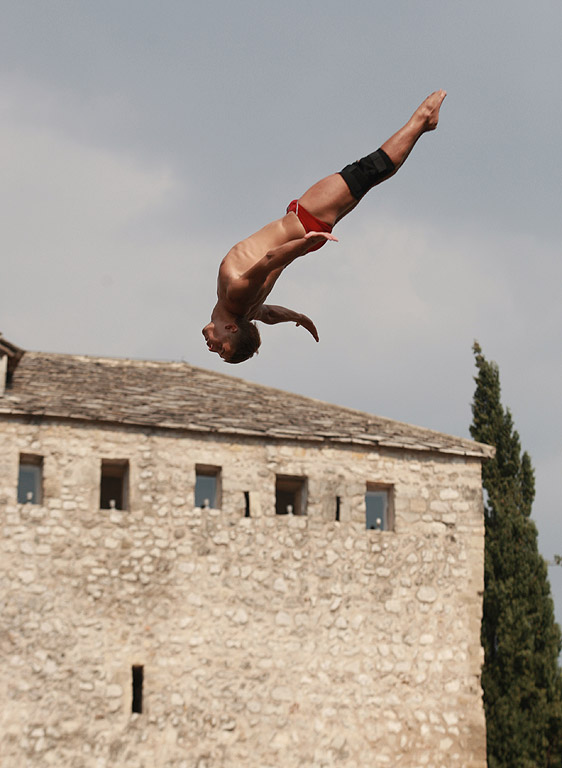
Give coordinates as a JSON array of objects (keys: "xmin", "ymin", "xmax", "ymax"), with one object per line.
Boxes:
[{"xmin": 203, "ymin": 90, "xmax": 446, "ymax": 364}]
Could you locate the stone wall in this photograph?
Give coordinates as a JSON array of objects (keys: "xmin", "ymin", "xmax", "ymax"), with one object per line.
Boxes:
[{"xmin": 0, "ymin": 417, "xmax": 487, "ymax": 767}]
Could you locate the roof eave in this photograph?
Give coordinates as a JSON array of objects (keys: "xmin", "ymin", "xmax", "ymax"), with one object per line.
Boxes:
[{"xmin": 0, "ymin": 406, "xmax": 495, "ymax": 460}]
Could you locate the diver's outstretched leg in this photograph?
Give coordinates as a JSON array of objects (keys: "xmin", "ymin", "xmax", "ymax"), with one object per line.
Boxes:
[{"xmin": 297, "ymin": 90, "xmax": 446, "ymax": 226}]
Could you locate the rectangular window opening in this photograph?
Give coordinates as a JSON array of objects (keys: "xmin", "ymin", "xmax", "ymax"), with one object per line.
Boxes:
[
  {"xmin": 244, "ymin": 491, "xmax": 250, "ymax": 518},
  {"xmin": 132, "ymin": 665, "xmax": 144, "ymax": 714},
  {"xmin": 365, "ymin": 483, "xmax": 394, "ymax": 531},
  {"xmin": 275, "ymin": 475, "xmax": 307, "ymax": 516},
  {"xmin": 335, "ymin": 496, "xmax": 341, "ymax": 522},
  {"xmin": 100, "ymin": 459, "xmax": 129, "ymax": 510},
  {"xmin": 18, "ymin": 454, "xmax": 43, "ymax": 505},
  {"xmin": 195, "ymin": 465, "xmax": 221, "ymax": 509}
]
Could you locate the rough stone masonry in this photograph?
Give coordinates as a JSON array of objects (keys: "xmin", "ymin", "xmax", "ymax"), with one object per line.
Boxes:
[{"xmin": 0, "ymin": 341, "xmax": 493, "ymax": 768}]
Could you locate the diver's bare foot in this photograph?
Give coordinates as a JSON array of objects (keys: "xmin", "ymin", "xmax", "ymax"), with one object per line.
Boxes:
[
  {"xmin": 379, "ymin": 90, "xmax": 446, "ymax": 170},
  {"xmin": 412, "ymin": 90, "xmax": 447, "ymax": 132}
]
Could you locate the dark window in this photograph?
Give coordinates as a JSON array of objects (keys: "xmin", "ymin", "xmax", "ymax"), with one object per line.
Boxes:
[
  {"xmin": 275, "ymin": 475, "xmax": 307, "ymax": 516},
  {"xmin": 365, "ymin": 484, "xmax": 394, "ymax": 531},
  {"xmin": 132, "ymin": 665, "xmax": 144, "ymax": 714},
  {"xmin": 195, "ymin": 465, "xmax": 221, "ymax": 509},
  {"xmin": 100, "ymin": 460, "xmax": 129, "ymax": 510},
  {"xmin": 244, "ymin": 491, "xmax": 250, "ymax": 518},
  {"xmin": 18, "ymin": 454, "xmax": 43, "ymax": 504},
  {"xmin": 336, "ymin": 495, "xmax": 341, "ymax": 522}
]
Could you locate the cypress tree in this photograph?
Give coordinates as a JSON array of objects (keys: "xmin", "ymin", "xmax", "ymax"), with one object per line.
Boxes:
[{"xmin": 470, "ymin": 342, "xmax": 562, "ymax": 767}]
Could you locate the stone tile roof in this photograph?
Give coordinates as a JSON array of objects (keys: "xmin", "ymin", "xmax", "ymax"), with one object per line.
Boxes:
[{"xmin": 0, "ymin": 349, "xmax": 494, "ymax": 459}]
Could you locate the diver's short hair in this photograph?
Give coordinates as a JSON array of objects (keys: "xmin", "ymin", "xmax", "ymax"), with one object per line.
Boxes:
[{"xmin": 225, "ymin": 317, "xmax": 261, "ymax": 364}]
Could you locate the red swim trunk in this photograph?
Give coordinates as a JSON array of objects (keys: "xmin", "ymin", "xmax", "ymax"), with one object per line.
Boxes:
[{"xmin": 286, "ymin": 199, "xmax": 333, "ymax": 252}]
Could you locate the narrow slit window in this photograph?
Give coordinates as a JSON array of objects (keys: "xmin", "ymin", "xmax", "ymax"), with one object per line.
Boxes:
[
  {"xmin": 195, "ymin": 465, "xmax": 221, "ymax": 509},
  {"xmin": 244, "ymin": 491, "xmax": 250, "ymax": 518},
  {"xmin": 132, "ymin": 665, "xmax": 144, "ymax": 714},
  {"xmin": 100, "ymin": 460, "xmax": 129, "ymax": 510},
  {"xmin": 335, "ymin": 496, "xmax": 341, "ymax": 522},
  {"xmin": 365, "ymin": 483, "xmax": 394, "ymax": 531},
  {"xmin": 18, "ymin": 454, "xmax": 43, "ymax": 504},
  {"xmin": 275, "ymin": 475, "xmax": 307, "ymax": 516}
]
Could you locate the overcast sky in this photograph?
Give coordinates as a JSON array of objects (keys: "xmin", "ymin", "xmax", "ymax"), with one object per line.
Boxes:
[{"xmin": 2, "ymin": 1, "xmax": 562, "ymax": 624}]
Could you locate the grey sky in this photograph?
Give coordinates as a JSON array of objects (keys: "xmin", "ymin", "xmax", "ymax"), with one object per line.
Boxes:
[{"xmin": 2, "ymin": 1, "xmax": 562, "ymax": 621}]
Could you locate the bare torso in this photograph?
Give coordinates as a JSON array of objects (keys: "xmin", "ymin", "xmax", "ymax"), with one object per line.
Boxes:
[{"xmin": 217, "ymin": 212, "xmax": 306, "ymax": 319}]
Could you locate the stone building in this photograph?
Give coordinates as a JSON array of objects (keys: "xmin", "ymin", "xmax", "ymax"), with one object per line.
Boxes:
[{"xmin": 0, "ymin": 335, "xmax": 493, "ymax": 768}]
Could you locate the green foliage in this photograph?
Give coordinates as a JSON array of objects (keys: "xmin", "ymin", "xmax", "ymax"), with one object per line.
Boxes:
[{"xmin": 470, "ymin": 342, "xmax": 562, "ymax": 767}]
